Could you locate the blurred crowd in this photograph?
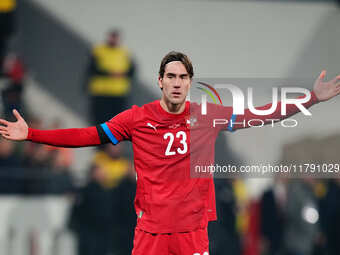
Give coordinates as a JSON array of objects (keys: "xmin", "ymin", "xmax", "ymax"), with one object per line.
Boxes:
[
  {"xmin": 210, "ymin": 134, "xmax": 340, "ymax": 255},
  {"xmin": 259, "ymin": 178, "xmax": 340, "ymax": 255},
  {"xmin": 0, "ymin": 124, "xmax": 136, "ymax": 254},
  {"xmin": 233, "ymin": 135, "xmax": 340, "ymax": 255},
  {"xmin": 68, "ymin": 144, "xmax": 136, "ymax": 255},
  {"xmin": 0, "ymin": 2, "xmax": 137, "ymax": 253},
  {"xmin": 0, "ymin": 116, "xmax": 74, "ymax": 194}
]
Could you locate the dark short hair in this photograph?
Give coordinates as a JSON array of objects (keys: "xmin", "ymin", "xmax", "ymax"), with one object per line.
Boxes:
[{"xmin": 159, "ymin": 51, "xmax": 194, "ymax": 78}]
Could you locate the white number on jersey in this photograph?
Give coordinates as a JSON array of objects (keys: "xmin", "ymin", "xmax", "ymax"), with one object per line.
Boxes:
[{"xmin": 163, "ymin": 131, "xmax": 188, "ymax": 156}]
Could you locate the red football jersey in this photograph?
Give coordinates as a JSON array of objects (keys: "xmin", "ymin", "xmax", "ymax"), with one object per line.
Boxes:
[{"xmin": 101, "ymin": 100, "xmax": 234, "ymax": 233}]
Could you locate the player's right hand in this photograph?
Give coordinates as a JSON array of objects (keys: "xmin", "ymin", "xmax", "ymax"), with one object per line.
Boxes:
[{"xmin": 0, "ymin": 109, "xmax": 28, "ymax": 141}]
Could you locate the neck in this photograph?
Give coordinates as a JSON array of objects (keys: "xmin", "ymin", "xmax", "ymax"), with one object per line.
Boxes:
[{"xmin": 160, "ymin": 98, "xmax": 186, "ymax": 114}]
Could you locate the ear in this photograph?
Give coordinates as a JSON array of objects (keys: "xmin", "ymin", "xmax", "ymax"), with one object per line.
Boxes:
[{"xmin": 158, "ymin": 76, "xmax": 163, "ymax": 90}]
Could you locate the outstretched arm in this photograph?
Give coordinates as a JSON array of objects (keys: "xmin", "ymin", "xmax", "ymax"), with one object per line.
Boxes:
[
  {"xmin": 232, "ymin": 71, "xmax": 340, "ymax": 130},
  {"xmin": 0, "ymin": 110, "xmax": 102, "ymax": 147}
]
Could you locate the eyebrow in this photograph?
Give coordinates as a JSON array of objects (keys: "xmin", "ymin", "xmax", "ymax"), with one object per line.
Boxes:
[{"xmin": 166, "ymin": 72, "xmax": 189, "ymax": 77}]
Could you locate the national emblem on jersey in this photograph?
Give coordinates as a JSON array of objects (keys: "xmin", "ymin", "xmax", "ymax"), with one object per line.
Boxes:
[{"xmin": 185, "ymin": 115, "xmax": 198, "ymax": 129}]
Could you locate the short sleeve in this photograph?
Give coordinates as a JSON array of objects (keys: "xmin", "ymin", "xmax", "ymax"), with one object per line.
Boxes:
[{"xmin": 96, "ymin": 108, "xmax": 134, "ymax": 145}]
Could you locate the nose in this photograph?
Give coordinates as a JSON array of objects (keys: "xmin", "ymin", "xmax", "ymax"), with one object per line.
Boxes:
[{"xmin": 173, "ymin": 77, "xmax": 182, "ymax": 88}]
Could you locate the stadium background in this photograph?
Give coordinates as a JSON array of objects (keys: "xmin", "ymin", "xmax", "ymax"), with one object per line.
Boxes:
[{"xmin": 0, "ymin": 0, "xmax": 340, "ymax": 254}]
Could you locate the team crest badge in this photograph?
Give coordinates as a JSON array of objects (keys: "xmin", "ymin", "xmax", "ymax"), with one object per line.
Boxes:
[{"xmin": 185, "ymin": 116, "xmax": 197, "ymax": 129}]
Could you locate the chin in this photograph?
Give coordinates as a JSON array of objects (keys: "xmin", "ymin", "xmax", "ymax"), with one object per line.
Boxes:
[{"xmin": 170, "ymin": 98, "xmax": 186, "ymax": 105}]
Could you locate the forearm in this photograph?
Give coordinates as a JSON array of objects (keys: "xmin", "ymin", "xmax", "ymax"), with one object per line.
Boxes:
[
  {"xmin": 233, "ymin": 91, "xmax": 319, "ymax": 130},
  {"xmin": 26, "ymin": 126, "xmax": 102, "ymax": 147}
]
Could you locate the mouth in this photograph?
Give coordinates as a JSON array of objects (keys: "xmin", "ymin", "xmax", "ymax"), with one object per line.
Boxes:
[{"xmin": 172, "ymin": 92, "xmax": 181, "ymax": 98}]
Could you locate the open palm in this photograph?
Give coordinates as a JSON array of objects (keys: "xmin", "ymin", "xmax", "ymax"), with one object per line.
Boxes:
[
  {"xmin": 313, "ymin": 70, "xmax": 340, "ymax": 101},
  {"xmin": 0, "ymin": 110, "xmax": 28, "ymax": 141}
]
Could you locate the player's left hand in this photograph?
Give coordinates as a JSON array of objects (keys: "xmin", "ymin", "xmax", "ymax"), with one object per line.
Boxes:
[{"xmin": 313, "ymin": 70, "xmax": 340, "ymax": 102}]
